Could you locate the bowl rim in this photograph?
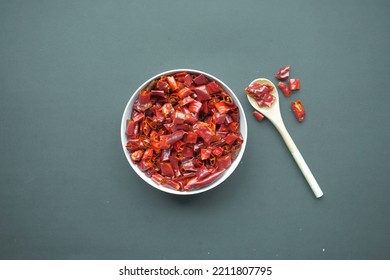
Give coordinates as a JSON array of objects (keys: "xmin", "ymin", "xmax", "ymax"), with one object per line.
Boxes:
[{"xmin": 121, "ymin": 69, "xmax": 247, "ymax": 195}]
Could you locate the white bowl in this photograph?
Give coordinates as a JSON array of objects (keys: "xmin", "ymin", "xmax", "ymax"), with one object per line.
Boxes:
[{"xmin": 121, "ymin": 69, "xmax": 247, "ymax": 195}]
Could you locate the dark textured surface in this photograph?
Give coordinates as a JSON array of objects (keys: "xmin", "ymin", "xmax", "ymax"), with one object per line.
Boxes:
[{"xmin": 1, "ymin": 0, "xmax": 389, "ymax": 259}]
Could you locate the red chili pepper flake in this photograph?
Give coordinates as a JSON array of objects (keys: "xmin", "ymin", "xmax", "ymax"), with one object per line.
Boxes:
[
  {"xmin": 184, "ymin": 132, "xmax": 198, "ymax": 144},
  {"xmin": 184, "ymin": 74, "xmax": 193, "ymax": 87},
  {"xmin": 212, "ymin": 147, "xmax": 224, "ymax": 157},
  {"xmin": 291, "ymin": 100, "xmax": 306, "ymax": 122},
  {"xmin": 214, "ymin": 101, "xmax": 232, "ymax": 114},
  {"xmin": 275, "ymin": 65, "xmax": 290, "ymax": 80},
  {"xmin": 289, "ymin": 78, "xmax": 300, "ymax": 91},
  {"xmin": 167, "ymin": 76, "xmax": 179, "ymax": 91},
  {"xmin": 177, "ymin": 87, "xmax": 193, "ymax": 99},
  {"xmin": 160, "ymin": 162, "xmax": 175, "ymax": 176},
  {"xmin": 245, "ymin": 82, "xmax": 276, "ymax": 108},
  {"xmin": 200, "ymin": 148, "xmax": 212, "ymax": 160},
  {"xmin": 206, "ymin": 81, "xmax": 222, "ymax": 94},
  {"xmin": 193, "ymin": 74, "xmax": 207, "ymax": 85},
  {"xmin": 256, "ymin": 92, "xmax": 275, "ymax": 108},
  {"xmin": 278, "ymin": 81, "xmax": 291, "ymax": 97},
  {"xmin": 130, "ymin": 150, "xmax": 144, "ymax": 163},
  {"xmin": 188, "ymin": 100, "xmax": 203, "ymax": 114},
  {"xmin": 127, "ymin": 72, "xmax": 243, "ymax": 191},
  {"xmin": 252, "ymin": 111, "xmax": 264, "ymax": 122}
]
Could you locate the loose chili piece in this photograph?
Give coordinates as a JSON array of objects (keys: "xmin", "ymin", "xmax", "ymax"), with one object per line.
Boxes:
[
  {"xmin": 252, "ymin": 111, "xmax": 264, "ymax": 122},
  {"xmin": 289, "ymin": 78, "xmax": 300, "ymax": 91},
  {"xmin": 291, "ymin": 100, "xmax": 306, "ymax": 122},
  {"xmin": 126, "ymin": 71, "xmax": 243, "ymax": 191},
  {"xmin": 278, "ymin": 81, "xmax": 291, "ymax": 97},
  {"xmin": 275, "ymin": 65, "xmax": 290, "ymax": 80}
]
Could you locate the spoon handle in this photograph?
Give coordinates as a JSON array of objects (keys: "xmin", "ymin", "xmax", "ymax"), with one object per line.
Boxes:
[{"xmin": 276, "ymin": 123, "xmax": 324, "ymax": 198}]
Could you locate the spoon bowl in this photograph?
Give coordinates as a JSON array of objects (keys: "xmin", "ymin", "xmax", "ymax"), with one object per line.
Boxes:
[
  {"xmin": 247, "ymin": 78, "xmax": 324, "ymax": 198},
  {"xmin": 247, "ymin": 78, "xmax": 284, "ymax": 127}
]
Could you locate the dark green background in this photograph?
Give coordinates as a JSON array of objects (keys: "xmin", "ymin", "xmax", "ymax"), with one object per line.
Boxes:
[{"xmin": 1, "ymin": 0, "xmax": 389, "ymax": 259}]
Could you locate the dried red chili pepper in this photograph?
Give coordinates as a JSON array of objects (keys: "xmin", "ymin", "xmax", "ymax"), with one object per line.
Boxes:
[
  {"xmin": 206, "ymin": 81, "xmax": 222, "ymax": 94},
  {"xmin": 184, "ymin": 132, "xmax": 197, "ymax": 144},
  {"xmin": 193, "ymin": 74, "xmax": 207, "ymax": 85},
  {"xmin": 214, "ymin": 102, "xmax": 232, "ymax": 114},
  {"xmin": 138, "ymin": 159, "xmax": 153, "ymax": 171},
  {"xmin": 256, "ymin": 92, "xmax": 275, "ymax": 108},
  {"xmin": 289, "ymin": 78, "xmax": 300, "ymax": 91},
  {"xmin": 177, "ymin": 87, "xmax": 192, "ymax": 99},
  {"xmin": 126, "ymin": 71, "xmax": 243, "ymax": 191},
  {"xmin": 200, "ymin": 148, "xmax": 212, "ymax": 160},
  {"xmin": 224, "ymin": 133, "xmax": 238, "ymax": 145},
  {"xmin": 291, "ymin": 100, "xmax": 306, "ymax": 122},
  {"xmin": 196, "ymin": 166, "xmax": 210, "ymax": 180},
  {"xmin": 160, "ymin": 149, "xmax": 171, "ymax": 162},
  {"xmin": 193, "ymin": 122, "xmax": 214, "ymax": 143},
  {"xmin": 244, "ymin": 82, "xmax": 276, "ymax": 108},
  {"xmin": 166, "ymin": 130, "xmax": 186, "ymax": 145},
  {"xmin": 275, "ymin": 65, "xmax": 290, "ymax": 80},
  {"xmin": 184, "ymin": 168, "xmax": 226, "ymax": 190},
  {"xmin": 139, "ymin": 90, "xmax": 151, "ymax": 105},
  {"xmin": 227, "ymin": 121, "xmax": 239, "ymax": 133},
  {"xmin": 126, "ymin": 139, "xmax": 140, "ymax": 152},
  {"xmin": 216, "ymin": 154, "xmax": 232, "ymax": 170},
  {"xmin": 167, "ymin": 76, "xmax": 179, "ymax": 91},
  {"xmin": 142, "ymin": 148, "xmax": 154, "ymax": 160},
  {"xmin": 278, "ymin": 81, "xmax": 291, "ymax": 97},
  {"xmin": 160, "ymin": 162, "xmax": 175, "ymax": 176},
  {"xmin": 173, "ymin": 140, "xmax": 185, "ymax": 152},
  {"xmin": 212, "ymin": 112, "xmax": 226, "ymax": 124},
  {"xmin": 126, "ymin": 120, "xmax": 136, "ymax": 136},
  {"xmin": 182, "ymin": 146, "xmax": 194, "ymax": 158},
  {"xmin": 130, "ymin": 150, "xmax": 143, "ymax": 163},
  {"xmin": 178, "ymin": 96, "xmax": 194, "ymax": 106},
  {"xmin": 132, "ymin": 111, "xmax": 145, "ymax": 123},
  {"xmin": 160, "ymin": 103, "xmax": 173, "ymax": 117},
  {"xmin": 193, "ymin": 85, "xmax": 210, "ymax": 101},
  {"xmin": 245, "ymin": 83, "xmax": 273, "ymax": 98},
  {"xmin": 151, "ymin": 90, "xmax": 167, "ymax": 98},
  {"xmin": 184, "ymin": 74, "xmax": 193, "ymax": 87},
  {"xmin": 252, "ymin": 111, "xmax": 264, "ymax": 122},
  {"xmin": 188, "ymin": 100, "xmax": 202, "ymax": 114},
  {"xmin": 212, "ymin": 147, "xmax": 223, "ymax": 157},
  {"xmin": 156, "ymin": 80, "xmax": 169, "ymax": 92}
]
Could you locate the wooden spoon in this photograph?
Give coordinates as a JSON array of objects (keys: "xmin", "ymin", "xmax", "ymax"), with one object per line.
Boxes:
[{"xmin": 247, "ymin": 78, "xmax": 324, "ymax": 198}]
